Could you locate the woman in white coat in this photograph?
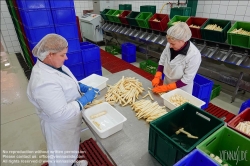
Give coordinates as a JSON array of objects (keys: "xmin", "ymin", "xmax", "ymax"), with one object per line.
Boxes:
[
  {"xmin": 152, "ymin": 22, "xmax": 201, "ymax": 94},
  {"xmin": 27, "ymin": 34, "xmax": 98, "ymax": 166}
]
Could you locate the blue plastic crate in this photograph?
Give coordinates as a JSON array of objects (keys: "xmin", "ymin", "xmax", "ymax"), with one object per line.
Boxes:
[
  {"xmin": 238, "ymin": 99, "xmax": 250, "ymax": 114},
  {"xmin": 55, "ymin": 24, "xmax": 79, "ymax": 39},
  {"xmin": 16, "ymin": 0, "xmax": 50, "ymax": 9},
  {"xmin": 84, "ymin": 70, "xmax": 103, "ymax": 77},
  {"xmin": 80, "ymin": 41, "xmax": 93, "ymax": 46},
  {"xmin": 81, "ymin": 44, "xmax": 100, "ymax": 63},
  {"xmin": 19, "ymin": 9, "xmax": 54, "ymax": 27},
  {"xmin": 49, "ymin": 0, "xmax": 75, "ymax": 8},
  {"xmin": 193, "ymin": 74, "xmax": 213, "ymax": 109},
  {"xmin": 67, "ymin": 63, "xmax": 84, "ymax": 77},
  {"xmin": 66, "ymin": 38, "xmax": 81, "ymax": 52},
  {"xmin": 24, "ymin": 25, "xmax": 55, "ymax": 43},
  {"xmin": 93, "ymin": 70, "xmax": 102, "ymax": 76},
  {"xmin": 122, "ymin": 54, "xmax": 136, "ymax": 63},
  {"xmin": 27, "ymin": 41, "xmax": 38, "ymax": 50},
  {"xmin": 122, "ymin": 42, "xmax": 136, "ymax": 56},
  {"xmin": 75, "ymin": 75, "xmax": 85, "ymax": 81},
  {"xmin": 83, "ymin": 60, "xmax": 102, "ymax": 77},
  {"xmin": 174, "ymin": 149, "xmax": 219, "ymax": 166},
  {"xmin": 51, "ymin": 8, "xmax": 76, "ymax": 25},
  {"xmin": 64, "ymin": 50, "xmax": 82, "ymax": 66}
]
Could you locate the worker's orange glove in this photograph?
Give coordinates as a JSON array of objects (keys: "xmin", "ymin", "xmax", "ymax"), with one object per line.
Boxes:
[
  {"xmin": 152, "ymin": 82, "xmax": 177, "ymax": 93},
  {"xmin": 151, "ymin": 71, "xmax": 162, "ymax": 87}
]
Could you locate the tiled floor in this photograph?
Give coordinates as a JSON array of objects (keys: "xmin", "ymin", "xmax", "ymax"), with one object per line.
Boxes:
[{"xmin": 0, "ymin": 48, "xmax": 248, "ymax": 166}]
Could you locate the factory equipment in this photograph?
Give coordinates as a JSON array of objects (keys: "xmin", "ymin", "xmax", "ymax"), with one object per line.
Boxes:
[
  {"xmin": 93, "ymin": 0, "xmax": 114, "ymax": 15},
  {"xmin": 102, "ymin": 22, "xmax": 250, "ymax": 102},
  {"xmin": 79, "ymin": 13, "xmax": 103, "ymax": 42}
]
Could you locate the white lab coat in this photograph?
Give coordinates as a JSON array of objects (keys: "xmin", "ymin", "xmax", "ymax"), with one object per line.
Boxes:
[
  {"xmin": 159, "ymin": 42, "xmax": 201, "ymax": 94},
  {"xmin": 27, "ymin": 60, "xmax": 82, "ymax": 166}
]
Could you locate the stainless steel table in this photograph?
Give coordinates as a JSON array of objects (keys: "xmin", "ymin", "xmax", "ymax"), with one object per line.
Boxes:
[{"xmin": 83, "ymin": 69, "xmax": 170, "ymax": 166}]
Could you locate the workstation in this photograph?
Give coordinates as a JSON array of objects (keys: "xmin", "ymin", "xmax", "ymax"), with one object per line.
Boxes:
[{"xmin": 1, "ymin": 0, "xmax": 250, "ymax": 166}]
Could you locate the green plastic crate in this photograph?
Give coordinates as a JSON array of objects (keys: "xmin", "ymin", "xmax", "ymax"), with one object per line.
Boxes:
[
  {"xmin": 112, "ymin": 10, "xmax": 124, "ymax": 23},
  {"xmin": 139, "ymin": 60, "xmax": 158, "ymax": 75},
  {"xmin": 105, "ymin": 45, "xmax": 121, "ymax": 55},
  {"xmin": 170, "ymin": 7, "xmax": 191, "ymax": 19},
  {"xmin": 105, "ymin": 9, "xmax": 116, "ymax": 22},
  {"xmin": 210, "ymin": 84, "xmax": 221, "ymax": 100},
  {"xmin": 100, "ymin": 9, "xmax": 110, "ymax": 21},
  {"xmin": 227, "ymin": 21, "xmax": 250, "ymax": 49},
  {"xmin": 201, "ymin": 19, "xmax": 231, "ymax": 43},
  {"xmin": 119, "ymin": 4, "xmax": 132, "ymax": 10},
  {"xmin": 168, "ymin": 15, "xmax": 190, "ymax": 28},
  {"xmin": 135, "ymin": 12, "xmax": 153, "ymax": 29},
  {"xmin": 126, "ymin": 11, "xmax": 140, "ymax": 27},
  {"xmin": 149, "ymin": 103, "xmax": 224, "ymax": 166},
  {"xmin": 140, "ymin": 5, "xmax": 156, "ymax": 14},
  {"xmin": 197, "ymin": 126, "xmax": 250, "ymax": 166}
]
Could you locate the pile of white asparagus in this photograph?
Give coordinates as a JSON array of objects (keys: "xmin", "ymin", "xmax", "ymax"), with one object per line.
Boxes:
[
  {"xmin": 235, "ymin": 121, "xmax": 250, "ymax": 135},
  {"xmin": 169, "ymin": 94, "xmax": 189, "ymax": 107},
  {"xmin": 204, "ymin": 24, "xmax": 223, "ymax": 31},
  {"xmin": 105, "ymin": 76, "xmax": 144, "ymax": 106},
  {"xmin": 131, "ymin": 99, "xmax": 167, "ymax": 122}
]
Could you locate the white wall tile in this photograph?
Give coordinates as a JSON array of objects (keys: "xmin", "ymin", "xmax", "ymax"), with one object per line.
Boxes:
[
  {"xmin": 217, "ymin": 14, "xmax": 226, "ymax": 19},
  {"xmin": 203, "ymin": 13, "xmax": 210, "ymax": 18},
  {"xmin": 12, "ymin": 40, "xmax": 19, "ymax": 47},
  {"xmin": 218, "ymin": 6, "xmax": 228, "ymax": 14},
  {"xmin": 244, "ymin": 16, "xmax": 250, "ymax": 21},
  {"xmin": 212, "ymin": 1, "xmax": 221, "ymax": 5},
  {"xmin": 228, "ymin": 1, "xmax": 238, "ymax": 6},
  {"xmin": 205, "ymin": 1, "xmax": 213, "ymax": 5},
  {"xmin": 204, "ymin": 5, "xmax": 212, "ymax": 13},
  {"xmin": 196, "ymin": 12, "xmax": 203, "ymax": 17},
  {"xmin": 235, "ymin": 6, "xmax": 247, "ymax": 16},
  {"xmin": 8, "ymin": 30, "xmax": 16, "ymax": 36},
  {"xmin": 234, "ymin": 15, "xmax": 244, "ymax": 21},
  {"xmin": 227, "ymin": 6, "xmax": 237, "ymax": 15},
  {"xmin": 237, "ymin": 1, "xmax": 248, "ymax": 6},
  {"xmin": 10, "ymin": 35, "xmax": 18, "ymax": 41},
  {"xmin": 1, "ymin": 30, "xmax": 9, "ymax": 37},
  {"xmin": 226, "ymin": 14, "xmax": 235, "ymax": 20},
  {"xmin": 220, "ymin": 0, "xmax": 230, "ymax": 5},
  {"xmin": 210, "ymin": 13, "xmax": 218, "ymax": 19},
  {"xmin": 246, "ymin": 6, "xmax": 250, "ymax": 16},
  {"xmin": 5, "ymin": 41, "xmax": 12, "ymax": 48},
  {"xmin": 210, "ymin": 5, "xmax": 219, "ymax": 14}
]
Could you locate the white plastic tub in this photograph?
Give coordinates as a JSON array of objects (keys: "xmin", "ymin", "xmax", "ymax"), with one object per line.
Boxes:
[
  {"xmin": 161, "ymin": 88, "xmax": 206, "ymax": 110},
  {"xmin": 83, "ymin": 102, "xmax": 127, "ymax": 139},
  {"xmin": 79, "ymin": 74, "xmax": 109, "ymax": 91}
]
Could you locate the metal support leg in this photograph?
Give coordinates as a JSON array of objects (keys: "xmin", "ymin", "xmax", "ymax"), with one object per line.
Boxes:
[
  {"xmin": 231, "ymin": 72, "xmax": 244, "ymax": 103},
  {"xmin": 81, "ymin": 118, "xmax": 117, "ymax": 166}
]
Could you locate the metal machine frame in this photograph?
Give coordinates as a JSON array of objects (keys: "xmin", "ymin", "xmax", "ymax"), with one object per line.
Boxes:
[{"xmin": 101, "ymin": 21, "xmax": 250, "ymax": 102}]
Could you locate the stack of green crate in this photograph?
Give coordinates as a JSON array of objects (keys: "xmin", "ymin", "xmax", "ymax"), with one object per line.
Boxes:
[
  {"xmin": 170, "ymin": 7, "xmax": 191, "ymax": 19},
  {"xmin": 140, "ymin": 5, "xmax": 156, "ymax": 14},
  {"xmin": 111, "ymin": 10, "xmax": 124, "ymax": 23},
  {"xmin": 100, "ymin": 9, "xmax": 110, "ymax": 21},
  {"xmin": 135, "ymin": 12, "xmax": 153, "ymax": 29},
  {"xmin": 167, "ymin": 15, "xmax": 190, "ymax": 28},
  {"xmin": 119, "ymin": 4, "xmax": 132, "ymax": 10},
  {"xmin": 139, "ymin": 60, "xmax": 158, "ymax": 75},
  {"xmin": 105, "ymin": 9, "xmax": 117, "ymax": 22},
  {"xmin": 227, "ymin": 21, "xmax": 250, "ymax": 49}
]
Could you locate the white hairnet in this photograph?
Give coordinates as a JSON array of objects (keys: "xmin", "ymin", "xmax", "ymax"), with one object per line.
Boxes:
[
  {"xmin": 32, "ymin": 34, "xmax": 68, "ymax": 61},
  {"xmin": 167, "ymin": 22, "xmax": 192, "ymax": 42}
]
